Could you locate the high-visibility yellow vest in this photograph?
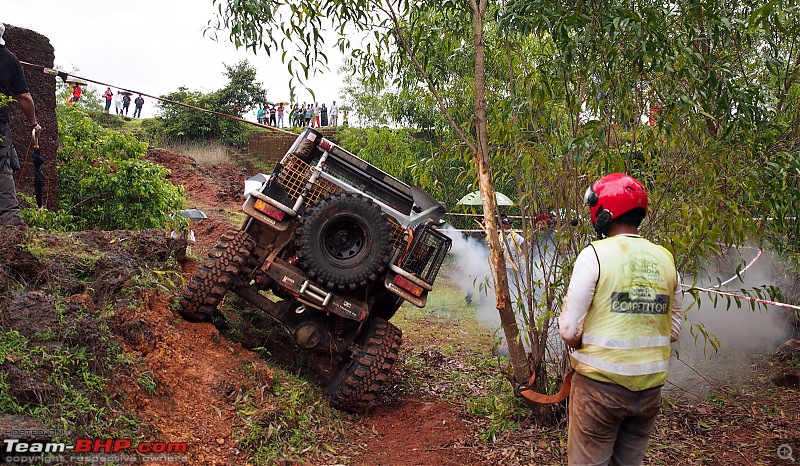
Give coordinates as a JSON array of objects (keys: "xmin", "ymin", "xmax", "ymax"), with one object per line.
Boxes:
[{"xmin": 571, "ymin": 235, "xmax": 677, "ymax": 391}]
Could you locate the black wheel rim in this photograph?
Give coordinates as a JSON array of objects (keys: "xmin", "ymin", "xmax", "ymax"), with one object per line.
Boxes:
[{"xmin": 320, "ymin": 215, "xmax": 368, "ymax": 264}]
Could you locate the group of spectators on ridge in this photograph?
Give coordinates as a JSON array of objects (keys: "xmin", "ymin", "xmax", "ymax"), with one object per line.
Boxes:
[
  {"xmin": 257, "ymin": 101, "xmax": 345, "ymax": 128},
  {"xmin": 69, "ymin": 83, "xmax": 146, "ymax": 118}
]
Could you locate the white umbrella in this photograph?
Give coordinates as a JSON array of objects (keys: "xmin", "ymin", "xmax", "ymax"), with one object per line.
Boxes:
[
  {"xmin": 180, "ymin": 209, "xmax": 208, "ymax": 219},
  {"xmin": 456, "ymin": 190, "xmax": 515, "ymax": 206}
]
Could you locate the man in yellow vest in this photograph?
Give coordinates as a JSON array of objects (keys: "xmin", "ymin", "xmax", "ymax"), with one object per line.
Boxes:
[{"xmin": 559, "ymin": 173, "xmax": 683, "ymax": 466}]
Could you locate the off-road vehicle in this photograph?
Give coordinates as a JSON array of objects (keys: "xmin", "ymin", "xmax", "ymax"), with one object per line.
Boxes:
[{"xmin": 179, "ymin": 128, "xmax": 452, "ymax": 411}]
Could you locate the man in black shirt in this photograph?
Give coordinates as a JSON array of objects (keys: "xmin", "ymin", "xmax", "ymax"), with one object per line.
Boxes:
[
  {"xmin": 0, "ymin": 22, "xmax": 40, "ymax": 226},
  {"xmin": 133, "ymin": 94, "xmax": 144, "ymax": 118}
]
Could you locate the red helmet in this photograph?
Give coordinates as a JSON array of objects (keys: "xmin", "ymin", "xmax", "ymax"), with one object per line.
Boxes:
[{"xmin": 583, "ymin": 173, "xmax": 648, "ymax": 224}]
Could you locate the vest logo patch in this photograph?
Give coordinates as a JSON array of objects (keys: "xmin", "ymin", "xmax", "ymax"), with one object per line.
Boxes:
[{"xmin": 610, "ymin": 291, "xmax": 669, "ymax": 314}]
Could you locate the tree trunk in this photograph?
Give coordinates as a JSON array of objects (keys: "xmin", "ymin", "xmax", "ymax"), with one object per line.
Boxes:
[{"xmin": 469, "ymin": 0, "xmax": 530, "ymax": 384}]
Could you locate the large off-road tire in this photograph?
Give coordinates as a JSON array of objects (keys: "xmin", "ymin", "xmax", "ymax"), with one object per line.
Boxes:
[
  {"xmin": 296, "ymin": 193, "xmax": 392, "ymax": 291},
  {"xmin": 326, "ymin": 318, "xmax": 403, "ymax": 412},
  {"xmin": 179, "ymin": 229, "xmax": 255, "ymax": 327}
]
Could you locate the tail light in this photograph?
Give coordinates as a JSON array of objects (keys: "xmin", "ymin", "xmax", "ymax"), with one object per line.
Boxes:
[
  {"xmin": 393, "ymin": 275, "xmax": 424, "ymax": 297},
  {"xmin": 254, "ymin": 199, "xmax": 286, "ymax": 221}
]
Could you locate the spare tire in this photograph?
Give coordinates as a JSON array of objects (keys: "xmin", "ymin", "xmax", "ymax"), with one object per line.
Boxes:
[{"xmin": 296, "ymin": 193, "xmax": 392, "ymax": 291}]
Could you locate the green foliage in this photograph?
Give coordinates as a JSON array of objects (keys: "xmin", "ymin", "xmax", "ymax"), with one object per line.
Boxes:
[
  {"xmin": 465, "ymin": 378, "xmax": 527, "ymax": 444},
  {"xmin": 0, "ymin": 93, "xmax": 13, "ymax": 110},
  {"xmin": 237, "ymin": 372, "xmax": 345, "ymax": 464},
  {"xmin": 0, "ymin": 329, "xmax": 30, "ymax": 413},
  {"xmin": 154, "ymin": 60, "xmax": 268, "ymax": 147},
  {"xmin": 50, "ymin": 105, "xmax": 186, "ymax": 231},
  {"xmin": 0, "ymin": 314, "xmax": 141, "ymax": 438},
  {"xmin": 136, "ymin": 371, "xmax": 158, "ymax": 395}
]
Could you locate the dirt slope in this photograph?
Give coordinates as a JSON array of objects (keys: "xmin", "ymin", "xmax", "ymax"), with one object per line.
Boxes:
[{"xmin": 113, "ymin": 291, "xmax": 272, "ymax": 465}]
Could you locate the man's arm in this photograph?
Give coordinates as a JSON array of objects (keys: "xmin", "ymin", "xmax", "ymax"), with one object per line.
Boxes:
[
  {"xmin": 558, "ymin": 246, "xmax": 599, "ymax": 348},
  {"xmin": 14, "ymin": 92, "xmax": 40, "ymax": 133}
]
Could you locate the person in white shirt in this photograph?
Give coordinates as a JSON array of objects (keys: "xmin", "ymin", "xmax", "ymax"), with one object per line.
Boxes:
[
  {"xmin": 330, "ymin": 101, "xmax": 339, "ymax": 126},
  {"xmin": 559, "ymin": 173, "xmax": 683, "ymax": 466}
]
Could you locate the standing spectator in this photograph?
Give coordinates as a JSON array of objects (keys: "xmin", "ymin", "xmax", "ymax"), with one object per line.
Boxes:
[
  {"xmin": 133, "ymin": 94, "xmax": 144, "ymax": 118},
  {"xmin": 269, "ymin": 105, "xmax": 277, "ymax": 126},
  {"xmin": 294, "ymin": 103, "xmax": 301, "ymax": 126},
  {"xmin": 277, "ymin": 103, "xmax": 285, "ymax": 127},
  {"xmin": 559, "ymin": 173, "xmax": 682, "ymax": 466},
  {"xmin": 103, "ymin": 87, "xmax": 113, "ymax": 113},
  {"xmin": 304, "ymin": 104, "xmax": 313, "ymax": 127},
  {"xmin": 70, "ymin": 83, "xmax": 82, "ymax": 105},
  {"xmin": 0, "ymin": 21, "xmax": 41, "ymax": 226},
  {"xmin": 330, "ymin": 101, "xmax": 339, "ymax": 126},
  {"xmin": 257, "ymin": 105, "xmax": 265, "ymax": 124},
  {"xmin": 122, "ymin": 93, "xmax": 131, "ymax": 116},
  {"xmin": 320, "ymin": 103, "xmax": 328, "ymax": 127},
  {"xmin": 114, "ymin": 91, "xmax": 123, "ymax": 115},
  {"xmin": 312, "ymin": 102, "xmax": 321, "ymax": 128}
]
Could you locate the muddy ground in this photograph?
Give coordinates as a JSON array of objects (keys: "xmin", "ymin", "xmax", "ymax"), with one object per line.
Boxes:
[{"xmin": 0, "ymin": 145, "xmax": 797, "ymax": 465}]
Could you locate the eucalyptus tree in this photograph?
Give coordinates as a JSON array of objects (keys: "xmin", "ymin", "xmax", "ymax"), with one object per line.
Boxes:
[{"xmin": 495, "ymin": 0, "xmax": 800, "ymax": 374}]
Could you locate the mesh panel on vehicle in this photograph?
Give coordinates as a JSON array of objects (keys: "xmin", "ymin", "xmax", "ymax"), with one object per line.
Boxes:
[
  {"xmin": 388, "ymin": 217, "xmax": 406, "ymax": 252},
  {"xmin": 277, "ymin": 154, "xmax": 340, "ymax": 205},
  {"xmin": 400, "ymin": 226, "xmax": 452, "ymax": 284}
]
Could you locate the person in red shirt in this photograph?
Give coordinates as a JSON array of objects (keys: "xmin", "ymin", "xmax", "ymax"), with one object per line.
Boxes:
[
  {"xmin": 71, "ymin": 84, "xmax": 82, "ymax": 103},
  {"xmin": 103, "ymin": 87, "xmax": 113, "ymax": 113}
]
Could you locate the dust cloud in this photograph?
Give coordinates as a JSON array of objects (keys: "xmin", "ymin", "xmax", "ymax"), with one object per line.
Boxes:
[
  {"xmin": 667, "ymin": 247, "xmax": 792, "ymax": 398},
  {"xmin": 443, "ymin": 229, "xmax": 792, "ymax": 398},
  {"xmin": 442, "ymin": 227, "xmax": 500, "ymax": 328}
]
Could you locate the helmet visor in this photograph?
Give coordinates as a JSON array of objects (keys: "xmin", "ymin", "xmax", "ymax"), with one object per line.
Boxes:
[{"xmin": 583, "ymin": 184, "xmax": 598, "ymax": 207}]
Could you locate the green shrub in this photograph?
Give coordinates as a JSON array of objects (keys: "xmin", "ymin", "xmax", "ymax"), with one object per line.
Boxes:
[
  {"xmin": 25, "ymin": 105, "xmax": 186, "ymax": 231},
  {"xmin": 154, "ymin": 60, "xmax": 267, "ymax": 148}
]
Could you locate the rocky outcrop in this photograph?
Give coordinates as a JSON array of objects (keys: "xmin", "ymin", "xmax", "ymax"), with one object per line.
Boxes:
[{"xmin": 5, "ymin": 24, "xmax": 58, "ymax": 210}]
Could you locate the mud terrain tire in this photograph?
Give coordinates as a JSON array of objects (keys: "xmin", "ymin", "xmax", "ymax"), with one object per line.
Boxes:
[
  {"xmin": 326, "ymin": 318, "xmax": 402, "ymax": 412},
  {"xmin": 179, "ymin": 229, "xmax": 255, "ymax": 326},
  {"xmin": 296, "ymin": 193, "xmax": 392, "ymax": 291}
]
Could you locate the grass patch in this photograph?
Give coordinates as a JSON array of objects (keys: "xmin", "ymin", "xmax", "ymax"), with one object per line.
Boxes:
[
  {"xmin": 393, "ymin": 276, "xmax": 496, "ymax": 353},
  {"xmin": 0, "ymin": 317, "xmax": 144, "ymax": 439},
  {"xmin": 168, "ymin": 142, "xmax": 234, "ymax": 165},
  {"xmin": 236, "ymin": 369, "xmax": 348, "ymax": 464}
]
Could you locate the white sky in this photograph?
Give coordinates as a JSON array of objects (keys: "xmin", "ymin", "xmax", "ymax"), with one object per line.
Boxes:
[{"xmin": 3, "ymin": 0, "xmax": 348, "ymax": 121}]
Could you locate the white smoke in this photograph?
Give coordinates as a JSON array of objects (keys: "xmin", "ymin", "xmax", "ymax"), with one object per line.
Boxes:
[
  {"xmin": 443, "ymin": 229, "xmax": 791, "ymax": 397},
  {"xmin": 441, "ymin": 226, "xmax": 499, "ymax": 327},
  {"xmin": 441, "ymin": 225, "xmax": 563, "ymax": 358},
  {"xmin": 667, "ymin": 247, "xmax": 792, "ymax": 398}
]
